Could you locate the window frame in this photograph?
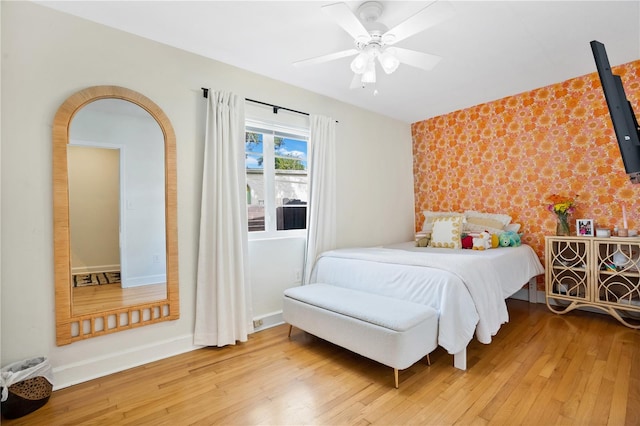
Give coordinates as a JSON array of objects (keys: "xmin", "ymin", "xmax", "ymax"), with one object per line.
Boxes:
[{"xmin": 245, "ymin": 119, "xmax": 309, "ymax": 240}]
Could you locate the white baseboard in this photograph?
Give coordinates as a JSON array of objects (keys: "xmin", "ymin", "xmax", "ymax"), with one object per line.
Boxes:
[
  {"xmin": 71, "ymin": 264, "xmax": 120, "ymax": 274},
  {"xmin": 509, "ymin": 288, "xmax": 530, "ymax": 302},
  {"xmin": 510, "ymin": 289, "xmax": 546, "ymax": 304},
  {"xmin": 122, "ymin": 274, "xmax": 166, "ymax": 288},
  {"xmin": 52, "ymin": 334, "xmax": 202, "ymax": 390},
  {"xmin": 252, "ymin": 311, "xmax": 284, "ymax": 332}
]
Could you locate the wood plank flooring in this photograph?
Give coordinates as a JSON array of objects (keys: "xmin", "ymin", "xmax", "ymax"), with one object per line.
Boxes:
[
  {"xmin": 72, "ymin": 283, "xmax": 166, "ymax": 315},
  {"xmin": 4, "ymin": 300, "xmax": 639, "ymax": 425}
]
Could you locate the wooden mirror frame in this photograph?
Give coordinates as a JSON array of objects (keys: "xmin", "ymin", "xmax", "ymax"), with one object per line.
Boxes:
[{"xmin": 53, "ymin": 86, "xmax": 179, "ymax": 345}]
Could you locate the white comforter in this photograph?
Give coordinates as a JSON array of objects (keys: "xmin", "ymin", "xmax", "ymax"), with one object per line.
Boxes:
[{"xmin": 310, "ymin": 243, "xmax": 545, "ymax": 354}]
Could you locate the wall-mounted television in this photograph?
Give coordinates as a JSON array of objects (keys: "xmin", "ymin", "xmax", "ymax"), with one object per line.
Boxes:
[{"xmin": 590, "ymin": 40, "xmax": 640, "ymax": 184}]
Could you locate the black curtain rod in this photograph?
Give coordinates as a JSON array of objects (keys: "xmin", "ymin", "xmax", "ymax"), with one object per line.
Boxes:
[{"xmin": 201, "ymin": 87, "xmax": 308, "ymax": 116}]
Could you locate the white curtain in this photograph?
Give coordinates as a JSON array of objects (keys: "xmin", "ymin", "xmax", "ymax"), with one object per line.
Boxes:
[
  {"xmin": 303, "ymin": 115, "xmax": 337, "ymax": 284},
  {"xmin": 194, "ymin": 90, "xmax": 252, "ymax": 346}
]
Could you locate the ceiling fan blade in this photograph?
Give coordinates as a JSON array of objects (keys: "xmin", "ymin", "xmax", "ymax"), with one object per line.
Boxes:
[
  {"xmin": 293, "ymin": 49, "xmax": 359, "ymax": 67},
  {"xmin": 322, "ymin": 2, "xmax": 371, "ymax": 43},
  {"xmin": 382, "ymin": 1, "xmax": 454, "ymax": 45},
  {"xmin": 389, "ymin": 47, "xmax": 442, "ymax": 71}
]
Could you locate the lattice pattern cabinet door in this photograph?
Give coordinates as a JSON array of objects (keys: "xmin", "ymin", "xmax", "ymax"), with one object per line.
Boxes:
[
  {"xmin": 545, "ymin": 237, "xmax": 590, "ymax": 310},
  {"xmin": 593, "ymin": 239, "xmax": 640, "ymax": 322}
]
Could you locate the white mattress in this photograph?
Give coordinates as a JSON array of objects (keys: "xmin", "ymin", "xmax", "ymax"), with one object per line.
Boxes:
[{"xmin": 309, "ymin": 242, "xmax": 545, "ymax": 354}]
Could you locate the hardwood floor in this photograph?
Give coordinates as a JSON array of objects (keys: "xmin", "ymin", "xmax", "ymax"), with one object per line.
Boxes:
[
  {"xmin": 72, "ymin": 283, "xmax": 167, "ymax": 315},
  {"xmin": 5, "ymin": 300, "xmax": 639, "ymax": 425}
]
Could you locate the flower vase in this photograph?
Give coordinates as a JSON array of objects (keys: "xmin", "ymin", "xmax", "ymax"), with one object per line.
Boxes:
[{"xmin": 556, "ymin": 215, "xmax": 571, "ymax": 236}]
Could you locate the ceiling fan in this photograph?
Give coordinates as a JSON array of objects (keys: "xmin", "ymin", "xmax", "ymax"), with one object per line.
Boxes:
[{"xmin": 294, "ymin": 1, "xmax": 454, "ymax": 88}]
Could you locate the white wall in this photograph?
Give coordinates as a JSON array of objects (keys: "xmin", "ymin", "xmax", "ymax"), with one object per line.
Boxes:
[
  {"xmin": 0, "ymin": 1, "xmax": 415, "ymax": 388},
  {"xmin": 68, "ymin": 146, "xmax": 120, "ymax": 272}
]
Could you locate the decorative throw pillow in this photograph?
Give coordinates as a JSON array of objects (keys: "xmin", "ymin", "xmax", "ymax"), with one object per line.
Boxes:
[
  {"xmin": 464, "ymin": 210, "xmax": 512, "ymax": 226},
  {"xmin": 422, "ymin": 211, "xmax": 464, "ymax": 233},
  {"xmin": 429, "ymin": 216, "xmax": 464, "ymax": 249},
  {"xmin": 465, "ymin": 222, "xmax": 505, "ymax": 235},
  {"xmin": 464, "ymin": 211, "xmax": 512, "ymax": 234}
]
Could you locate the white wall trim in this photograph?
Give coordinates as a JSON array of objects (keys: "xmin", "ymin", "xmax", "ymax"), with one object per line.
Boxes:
[
  {"xmin": 510, "ymin": 288, "xmax": 546, "ymax": 304},
  {"xmin": 509, "ymin": 288, "xmax": 531, "ymax": 302},
  {"xmin": 122, "ymin": 274, "xmax": 167, "ymax": 288},
  {"xmin": 252, "ymin": 311, "xmax": 284, "ymax": 332},
  {"xmin": 71, "ymin": 264, "xmax": 120, "ymax": 274},
  {"xmin": 52, "ymin": 334, "xmax": 202, "ymax": 390}
]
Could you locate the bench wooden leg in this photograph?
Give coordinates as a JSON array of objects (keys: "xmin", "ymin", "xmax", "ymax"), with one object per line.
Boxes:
[
  {"xmin": 287, "ymin": 324, "xmax": 293, "ymax": 338},
  {"xmin": 394, "ymin": 353, "xmax": 430, "ymax": 389},
  {"xmin": 421, "ymin": 353, "xmax": 432, "ymax": 366}
]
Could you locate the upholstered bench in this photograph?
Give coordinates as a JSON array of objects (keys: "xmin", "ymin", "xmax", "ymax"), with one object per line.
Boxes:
[{"xmin": 282, "ymin": 283, "xmax": 438, "ymax": 388}]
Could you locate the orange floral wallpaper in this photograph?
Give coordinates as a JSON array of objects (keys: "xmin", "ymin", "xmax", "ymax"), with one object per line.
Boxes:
[{"xmin": 412, "ymin": 60, "xmax": 640, "ymax": 288}]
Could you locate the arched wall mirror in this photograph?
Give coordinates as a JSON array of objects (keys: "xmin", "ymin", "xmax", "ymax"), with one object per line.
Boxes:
[{"xmin": 53, "ymin": 86, "xmax": 179, "ymax": 345}]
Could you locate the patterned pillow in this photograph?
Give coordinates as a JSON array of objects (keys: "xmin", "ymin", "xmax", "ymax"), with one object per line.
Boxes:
[
  {"xmin": 429, "ymin": 216, "xmax": 464, "ymax": 249},
  {"xmin": 422, "ymin": 211, "xmax": 464, "ymax": 232},
  {"xmin": 464, "ymin": 211, "xmax": 512, "ymax": 234}
]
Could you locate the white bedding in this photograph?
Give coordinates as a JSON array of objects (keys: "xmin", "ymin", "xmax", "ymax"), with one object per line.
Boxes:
[{"xmin": 309, "ymin": 242, "xmax": 545, "ymax": 354}]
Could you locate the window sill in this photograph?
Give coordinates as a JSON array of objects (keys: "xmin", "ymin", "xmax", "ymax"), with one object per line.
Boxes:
[{"xmin": 248, "ymin": 230, "xmax": 307, "ymax": 242}]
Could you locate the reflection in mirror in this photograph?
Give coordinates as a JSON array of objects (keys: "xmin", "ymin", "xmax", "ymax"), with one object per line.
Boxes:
[
  {"xmin": 53, "ymin": 86, "xmax": 179, "ymax": 345},
  {"xmin": 68, "ymin": 100, "xmax": 167, "ymax": 315}
]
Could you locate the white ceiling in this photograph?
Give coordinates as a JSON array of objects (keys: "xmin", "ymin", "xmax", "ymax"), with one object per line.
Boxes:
[{"xmin": 37, "ymin": 1, "xmax": 640, "ymax": 123}]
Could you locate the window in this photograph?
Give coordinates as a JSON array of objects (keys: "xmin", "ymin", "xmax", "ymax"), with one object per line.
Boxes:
[{"xmin": 245, "ymin": 121, "xmax": 308, "ymax": 236}]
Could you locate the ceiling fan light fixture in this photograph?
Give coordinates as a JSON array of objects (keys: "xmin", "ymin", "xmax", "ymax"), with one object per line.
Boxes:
[
  {"xmin": 350, "ymin": 52, "xmax": 368, "ymax": 74},
  {"xmin": 306, "ymin": 0, "xmax": 453, "ymax": 90},
  {"xmin": 361, "ymin": 58, "xmax": 377, "ymax": 83},
  {"xmin": 378, "ymin": 50, "xmax": 400, "ymax": 74}
]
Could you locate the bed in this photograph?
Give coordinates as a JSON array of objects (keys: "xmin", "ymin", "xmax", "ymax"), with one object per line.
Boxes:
[{"xmin": 309, "ymin": 241, "xmax": 545, "ymax": 369}]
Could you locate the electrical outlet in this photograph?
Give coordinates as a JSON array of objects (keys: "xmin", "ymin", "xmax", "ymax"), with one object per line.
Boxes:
[
  {"xmin": 294, "ymin": 269, "xmax": 302, "ymax": 283},
  {"xmin": 253, "ymin": 319, "xmax": 263, "ymax": 328},
  {"xmin": 152, "ymin": 255, "xmax": 161, "ymax": 264}
]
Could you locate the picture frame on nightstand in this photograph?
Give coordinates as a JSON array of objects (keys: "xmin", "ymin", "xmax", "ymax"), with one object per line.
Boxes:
[{"xmin": 576, "ymin": 219, "xmax": 594, "ymax": 236}]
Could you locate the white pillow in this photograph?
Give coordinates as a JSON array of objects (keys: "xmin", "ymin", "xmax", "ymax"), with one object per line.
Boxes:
[
  {"xmin": 422, "ymin": 211, "xmax": 464, "ymax": 233},
  {"xmin": 504, "ymin": 223, "xmax": 521, "ymax": 233},
  {"xmin": 429, "ymin": 216, "xmax": 464, "ymax": 249},
  {"xmin": 464, "ymin": 210, "xmax": 512, "ymax": 234},
  {"xmin": 464, "ymin": 210, "xmax": 512, "ymax": 226},
  {"xmin": 465, "ymin": 223, "xmax": 505, "ymax": 235}
]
